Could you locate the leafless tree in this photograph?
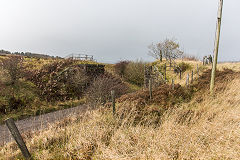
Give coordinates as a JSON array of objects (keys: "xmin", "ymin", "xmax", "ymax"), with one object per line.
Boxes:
[
  {"xmin": 148, "ymin": 43, "xmax": 163, "ymax": 62},
  {"xmin": 148, "ymin": 38, "xmax": 183, "ymax": 63}
]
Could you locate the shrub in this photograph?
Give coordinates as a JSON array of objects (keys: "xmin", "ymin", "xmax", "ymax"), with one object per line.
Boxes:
[
  {"xmin": 86, "ymin": 73, "xmax": 129, "ymax": 107},
  {"xmin": 0, "ymin": 80, "xmax": 39, "ymax": 114},
  {"xmin": 62, "ymin": 67, "xmax": 89, "ymax": 99},
  {"xmin": 29, "ymin": 60, "xmax": 90, "ymax": 101},
  {"xmin": 0, "ymin": 56, "xmax": 39, "ymax": 113},
  {"xmin": 182, "ymin": 54, "xmax": 199, "ymax": 61},
  {"xmin": 114, "ymin": 61, "xmax": 130, "ymax": 77},
  {"xmin": 0, "ymin": 96, "xmax": 7, "ymax": 114},
  {"xmin": 177, "ymin": 62, "xmax": 192, "ymax": 73},
  {"xmin": 123, "ymin": 61, "xmax": 146, "ymax": 86},
  {"xmin": 0, "ymin": 56, "xmax": 24, "ymax": 84}
]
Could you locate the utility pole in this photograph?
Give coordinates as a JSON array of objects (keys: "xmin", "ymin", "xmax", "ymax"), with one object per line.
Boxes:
[{"xmin": 210, "ymin": 0, "xmax": 224, "ymax": 95}]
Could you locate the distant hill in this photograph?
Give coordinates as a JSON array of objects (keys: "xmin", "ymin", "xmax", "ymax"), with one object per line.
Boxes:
[{"xmin": 0, "ymin": 49, "xmax": 62, "ymax": 59}]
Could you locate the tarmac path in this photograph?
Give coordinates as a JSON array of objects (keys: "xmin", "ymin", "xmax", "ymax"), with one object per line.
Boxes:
[{"xmin": 0, "ymin": 105, "xmax": 88, "ymax": 146}]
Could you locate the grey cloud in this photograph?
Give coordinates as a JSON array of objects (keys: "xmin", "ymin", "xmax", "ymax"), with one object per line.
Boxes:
[{"xmin": 0, "ymin": 0, "xmax": 239, "ymax": 63}]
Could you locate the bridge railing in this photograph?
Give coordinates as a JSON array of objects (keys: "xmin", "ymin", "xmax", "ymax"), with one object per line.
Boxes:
[{"xmin": 65, "ymin": 54, "xmax": 95, "ymax": 61}]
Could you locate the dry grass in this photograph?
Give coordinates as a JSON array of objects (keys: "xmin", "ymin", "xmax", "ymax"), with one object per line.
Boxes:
[
  {"xmin": 1, "ymin": 62, "xmax": 240, "ymax": 160},
  {"xmin": 153, "ymin": 59, "xmax": 240, "ymax": 86},
  {"xmin": 152, "ymin": 59, "xmax": 204, "ymax": 86},
  {"xmin": 214, "ymin": 62, "xmax": 240, "ymax": 72}
]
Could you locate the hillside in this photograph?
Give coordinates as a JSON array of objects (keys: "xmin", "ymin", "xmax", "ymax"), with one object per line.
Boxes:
[
  {"xmin": 1, "ymin": 61, "xmax": 240, "ymax": 159},
  {"xmin": 0, "ymin": 49, "xmax": 61, "ymax": 59},
  {"xmin": 0, "ymin": 55, "xmax": 109, "ymax": 124}
]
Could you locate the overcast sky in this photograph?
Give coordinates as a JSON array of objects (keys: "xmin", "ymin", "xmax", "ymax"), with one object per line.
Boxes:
[{"xmin": 0, "ymin": 0, "xmax": 239, "ymax": 63}]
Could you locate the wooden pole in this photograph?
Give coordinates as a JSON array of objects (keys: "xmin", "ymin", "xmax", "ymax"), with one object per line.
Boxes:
[
  {"xmin": 210, "ymin": 0, "xmax": 224, "ymax": 95},
  {"xmin": 186, "ymin": 73, "xmax": 189, "ymax": 87},
  {"xmin": 149, "ymin": 78, "xmax": 152, "ymax": 100},
  {"xmin": 191, "ymin": 70, "xmax": 194, "ymax": 84},
  {"xmin": 172, "ymin": 79, "xmax": 174, "ymax": 90},
  {"xmin": 111, "ymin": 90, "xmax": 116, "ymax": 116},
  {"xmin": 5, "ymin": 118, "xmax": 32, "ymax": 159},
  {"xmin": 170, "ymin": 59, "xmax": 172, "ymax": 70},
  {"xmin": 197, "ymin": 64, "xmax": 199, "ymax": 78},
  {"xmin": 180, "ymin": 70, "xmax": 182, "ymax": 80},
  {"xmin": 160, "ymin": 50, "xmax": 162, "ymax": 62},
  {"xmin": 164, "ymin": 63, "xmax": 167, "ymax": 81},
  {"xmin": 144, "ymin": 65, "xmax": 147, "ymax": 88}
]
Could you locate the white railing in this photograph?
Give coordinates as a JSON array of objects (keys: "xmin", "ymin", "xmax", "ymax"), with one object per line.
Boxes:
[{"xmin": 65, "ymin": 54, "xmax": 95, "ymax": 61}]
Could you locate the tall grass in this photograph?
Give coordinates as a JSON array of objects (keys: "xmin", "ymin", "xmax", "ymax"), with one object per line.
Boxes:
[{"xmin": 1, "ymin": 75, "xmax": 240, "ymax": 159}]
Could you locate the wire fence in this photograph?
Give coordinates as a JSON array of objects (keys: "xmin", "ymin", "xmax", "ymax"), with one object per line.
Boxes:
[
  {"xmin": 0, "ymin": 105, "xmax": 87, "ymax": 146},
  {"xmin": 144, "ymin": 62, "xmax": 205, "ymax": 92}
]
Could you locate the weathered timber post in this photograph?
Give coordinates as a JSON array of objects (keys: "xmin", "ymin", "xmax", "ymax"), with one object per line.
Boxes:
[
  {"xmin": 144, "ymin": 65, "xmax": 147, "ymax": 88},
  {"xmin": 191, "ymin": 70, "xmax": 194, "ymax": 84},
  {"xmin": 172, "ymin": 79, "xmax": 174, "ymax": 90},
  {"xmin": 144, "ymin": 65, "xmax": 152, "ymax": 88},
  {"xmin": 180, "ymin": 70, "xmax": 182, "ymax": 80},
  {"xmin": 111, "ymin": 90, "xmax": 116, "ymax": 116},
  {"xmin": 170, "ymin": 59, "xmax": 172, "ymax": 70},
  {"xmin": 186, "ymin": 73, "xmax": 189, "ymax": 87},
  {"xmin": 149, "ymin": 78, "xmax": 152, "ymax": 100},
  {"xmin": 160, "ymin": 50, "xmax": 163, "ymax": 62},
  {"xmin": 5, "ymin": 118, "xmax": 32, "ymax": 159},
  {"xmin": 197, "ymin": 64, "xmax": 199, "ymax": 78},
  {"xmin": 164, "ymin": 63, "xmax": 167, "ymax": 81},
  {"xmin": 210, "ymin": 0, "xmax": 224, "ymax": 95}
]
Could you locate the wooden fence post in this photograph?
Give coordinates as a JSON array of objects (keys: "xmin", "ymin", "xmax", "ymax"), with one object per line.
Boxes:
[
  {"xmin": 170, "ymin": 59, "xmax": 172, "ymax": 70},
  {"xmin": 186, "ymin": 73, "xmax": 189, "ymax": 87},
  {"xmin": 149, "ymin": 78, "xmax": 152, "ymax": 100},
  {"xmin": 164, "ymin": 63, "xmax": 167, "ymax": 81},
  {"xmin": 172, "ymin": 79, "xmax": 174, "ymax": 90},
  {"xmin": 111, "ymin": 90, "xmax": 116, "ymax": 116},
  {"xmin": 197, "ymin": 64, "xmax": 199, "ymax": 78},
  {"xmin": 5, "ymin": 118, "xmax": 32, "ymax": 160},
  {"xmin": 191, "ymin": 70, "xmax": 194, "ymax": 84},
  {"xmin": 144, "ymin": 65, "xmax": 147, "ymax": 88},
  {"xmin": 180, "ymin": 70, "xmax": 182, "ymax": 80}
]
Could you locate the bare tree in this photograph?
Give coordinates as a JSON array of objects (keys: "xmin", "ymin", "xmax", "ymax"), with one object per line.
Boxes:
[
  {"xmin": 148, "ymin": 43, "xmax": 163, "ymax": 62},
  {"xmin": 148, "ymin": 38, "xmax": 183, "ymax": 63}
]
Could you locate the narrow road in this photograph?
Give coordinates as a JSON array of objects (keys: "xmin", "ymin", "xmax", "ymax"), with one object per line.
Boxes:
[{"xmin": 0, "ymin": 105, "xmax": 88, "ymax": 146}]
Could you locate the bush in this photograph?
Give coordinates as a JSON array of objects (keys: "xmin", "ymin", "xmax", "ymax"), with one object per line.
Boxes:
[
  {"xmin": 114, "ymin": 61, "xmax": 130, "ymax": 77},
  {"xmin": 182, "ymin": 54, "xmax": 199, "ymax": 61},
  {"xmin": 123, "ymin": 61, "xmax": 146, "ymax": 86},
  {"xmin": 178, "ymin": 62, "xmax": 192, "ymax": 73},
  {"xmin": 0, "ymin": 56, "xmax": 24, "ymax": 84},
  {"xmin": 0, "ymin": 96, "xmax": 7, "ymax": 114},
  {"xmin": 29, "ymin": 60, "xmax": 90, "ymax": 101},
  {"xmin": 0, "ymin": 57, "xmax": 40, "ymax": 113},
  {"xmin": 0, "ymin": 80, "xmax": 39, "ymax": 114},
  {"xmin": 86, "ymin": 73, "xmax": 129, "ymax": 107}
]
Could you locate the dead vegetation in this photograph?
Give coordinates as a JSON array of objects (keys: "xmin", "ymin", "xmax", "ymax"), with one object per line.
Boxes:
[
  {"xmin": 1, "ymin": 64, "xmax": 240, "ymax": 159},
  {"xmin": 0, "ymin": 56, "xmax": 107, "ymax": 123},
  {"xmin": 86, "ymin": 73, "xmax": 129, "ymax": 107},
  {"xmin": 193, "ymin": 68, "xmax": 240, "ymax": 95}
]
